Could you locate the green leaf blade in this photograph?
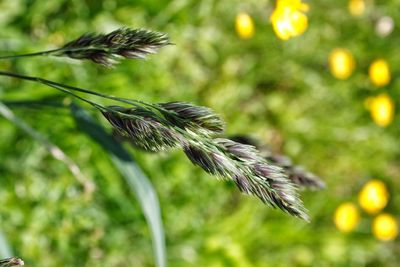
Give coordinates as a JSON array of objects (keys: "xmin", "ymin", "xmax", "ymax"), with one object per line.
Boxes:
[{"xmin": 71, "ymin": 104, "xmax": 166, "ymax": 267}]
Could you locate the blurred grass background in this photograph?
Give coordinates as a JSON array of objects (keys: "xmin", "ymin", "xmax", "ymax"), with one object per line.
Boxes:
[{"xmin": 0, "ymin": 0, "xmax": 399, "ymax": 266}]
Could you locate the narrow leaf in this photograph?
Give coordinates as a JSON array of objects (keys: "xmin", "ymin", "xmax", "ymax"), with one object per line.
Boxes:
[
  {"xmin": 70, "ymin": 103, "xmax": 166, "ymax": 267},
  {"xmin": 0, "ymin": 101, "xmax": 92, "ymax": 192},
  {"xmin": 0, "ymin": 232, "xmax": 12, "ymax": 259}
]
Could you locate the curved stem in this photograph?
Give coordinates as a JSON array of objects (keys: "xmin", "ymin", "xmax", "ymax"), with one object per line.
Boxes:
[
  {"xmin": 0, "ymin": 70, "xmax": 149, "ymax": 108},
  {"xmin": 0, "ymin": 70, "xmax": 207, "ymax": 134},
  {"xmin": 0, "ymin": 71, "xmax": 149, "ymax": 119},
  {"xmin": 0, "ymin": 70, "xmax": 107, "ymax": 110},
  {"xmin": 42, "ymin": 81, "xmax": 106, "ymax": 110}
]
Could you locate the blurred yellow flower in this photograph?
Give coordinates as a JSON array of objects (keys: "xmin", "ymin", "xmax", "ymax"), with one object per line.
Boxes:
[
  {"xmin": 358, "ymin": 180, "xmax": 389, "ymax": 214},
  {"xmin": 373, "ymin": 213, "xmax": 398, "ymax": 241},
  {"xmin": 334, "ymin": 202, "xmax": 360, "ymax": 233},
  {"xmin": 329, "ymin": 48, "xmax": 355, "ymax": 80},
  {"xmin": 348, "ymin": 0, "xmax": 365, "ymax": 17},
  {"xmin": 270, "ymin": 0, "xmax": 309, "ymax": 40},
  {"xmin": 235, "ymin": 12, "xmax": 255, "ymax": 39},
  {"xmin": 364, "ymin": 94, "xmax": 394, "ymax": 127},
  {"xmin": 369, "ymin": 59, "xmax": 391, "ymax": 87}
]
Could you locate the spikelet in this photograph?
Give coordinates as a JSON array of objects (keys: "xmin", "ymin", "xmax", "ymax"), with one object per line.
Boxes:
[
  {"xmin": 57, "ymin": 28, "xmax": 171, "ymax": 67},
  {"xmin": 184, "ymin": 138, "xmax": 309, "ymax": 220},
  {"xmin": 231, "ymin": 135, "xmax": 325, "ymax": 190},
  {"xmin": 158, "ymin": 101, "xmax": 225, "ymax": 135},
  {"xmin": 102, "ymin": 106, "xmax": 182, "ymax": 152}
]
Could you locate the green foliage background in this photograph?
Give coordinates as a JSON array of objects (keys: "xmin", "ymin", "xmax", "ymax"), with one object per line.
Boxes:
[{"xmin": 0, "ymin": 0, "xmax": 399, "ymax": 266}]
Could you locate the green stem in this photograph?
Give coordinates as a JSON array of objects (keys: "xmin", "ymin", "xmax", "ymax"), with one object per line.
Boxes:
[
  {"xmin": 0, "ymin": 46, "xmax": 114, "ymax": 60},
  {"xmin": 0, "ymin": 70, "xmax": 218, "ymax": 135},
  {"xmin": 0, "ymin": 70, "xmax": 110, "ymax": 110},
  {"xmin": 42, "ymin": 81, "xmax": 106, "ymax": 111},
  {"xmin": 0, "ymin": 71, "xmax": 150, "ymax": 120},
  {"xmin": 0, "ymin": 70, "xmax": 149, "ymax": 107},
  {"xmin": 0, "ymin": 49, "xmax": 61, "ymax": 60}
]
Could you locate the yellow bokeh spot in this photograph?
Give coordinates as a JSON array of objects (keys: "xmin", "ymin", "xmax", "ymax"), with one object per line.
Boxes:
[
  {"xmin": 369, "ymin": 59, "xmax": 391, "ymax": 87},
  {"xmin": 329, "ymin": 48, "xmax": 356, "ymax": 80},
  {"xmin": 373, "ymin": 213, "xmax": 398, "ymax": 241},
  {"xmin": 358, "ymin": 180, "xmax": 389, "ymax": 214},
  {"xmin": 235, "ymin": 12, "xmax": 255, "ymax": 39},
  {"xmin": 365, "ymin": 94, "xmax": 394, "ymax": 127},
  {"xmin": 334, "ymin": 202, "xmax": 360, "ymax": 233},
  {"xmin": 270, "ymin": 0, "xmax": 309, "ymax": 41},
  {"xmin": 348, "ymin": 0, "xmax": 365, "ymax": 17}
]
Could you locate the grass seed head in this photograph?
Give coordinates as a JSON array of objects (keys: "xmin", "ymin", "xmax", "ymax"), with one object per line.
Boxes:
[
  {"xmin": 184, "ymin": 138, "xmax": 309, "ymax": 220},
  {"xmin": 102, "ymin": 106, "xmax": 182, "ymax": 152},
  {"xmin": 231, "ymin": 135, "xmax": 325, "ymax": 190},
  {"xmin": 159, "ymin": 102, "xmax": 225, "ymax": 135},
  {"xmin": 58, "ymin": 28, "xmax": 171, "ymax": 67}
]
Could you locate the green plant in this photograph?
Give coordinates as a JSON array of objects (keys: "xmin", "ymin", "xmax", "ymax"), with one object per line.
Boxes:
[{"xmin": 0, "ymin": 27, "xmax": 323, "ymax": 265}]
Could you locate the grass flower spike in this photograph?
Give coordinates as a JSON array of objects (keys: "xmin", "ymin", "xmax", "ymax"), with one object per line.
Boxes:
[
  {"xmin": 103, "ymin": 101, "xmax": 225, "ymax": 152},
  {"xmin": 159, "ymin": 102, "xmax": 225, "ymax": 135},
  {"xmin": 0, "ymin": 28, "xmax": 171, "ymax": 67},
  {"xmin": 102, "ymin": 106, "xmax": 184, "ymax": 152},
  {"xmin": 57, "ymin": 28, "xmax": 171, "ymax": 66},
  {"xmin": 184, "ymin": 138, "xmax": 309, "ymax": 220},
  {"xmin": 0, "ymin": 27, "xmax": 312, "ymax": 221},
  {"xmin": 231, "ymin": 136, "xmax": 325, "ymax": 190},
  {"xmin": 103, "ymin": 105, "xmax": 309, "ymax": 220},
  {"xmin": 270, "ymin": 0, "xmax": 309, "ymax": 40}
]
